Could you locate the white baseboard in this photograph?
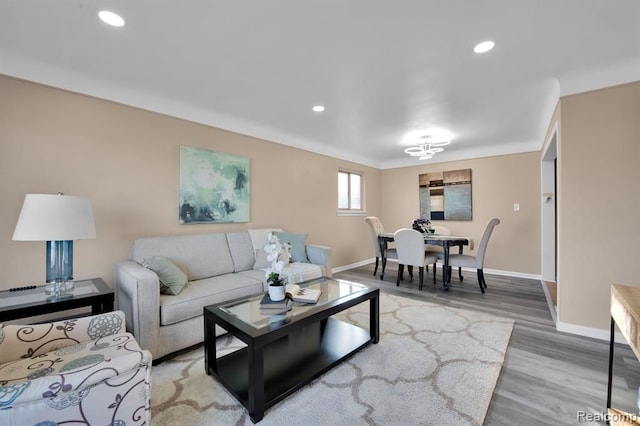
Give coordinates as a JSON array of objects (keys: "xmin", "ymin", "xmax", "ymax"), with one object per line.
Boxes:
[
  {"xmin": 332, "ymin": 258, "xmax": 376, "ymax": 273},
  {"xmin": 332, "ymin": 261, "xmax": 540, "ymax": 280},
  {"xmin": 556, "ymin": 320, "xmax": 623, "ymax": 344},
  {"xmin": 481, "ymin": 267, "xmax": 541, "ymax": 280},
  {"xmin": 431, "ymin": 266, "xmax": 541, "ymax": 280},
  {"xmin": 540, "ymin": 279, "xmax": 558, "ymax": 324}
]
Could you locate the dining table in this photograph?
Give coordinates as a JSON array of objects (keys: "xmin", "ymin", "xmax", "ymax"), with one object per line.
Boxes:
[{"xmin": 378, "ymin": 232, "xmax": 472, "ymax": 291}]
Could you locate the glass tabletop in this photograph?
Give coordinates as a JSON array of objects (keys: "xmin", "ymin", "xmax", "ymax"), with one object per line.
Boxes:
[
  {"xmin": 0, "ymin": 279, "xmax": 110, "ymax": 309},
  {"xmin": 213, "ymin": 277, "xmax": 373, "ymax": 331}
]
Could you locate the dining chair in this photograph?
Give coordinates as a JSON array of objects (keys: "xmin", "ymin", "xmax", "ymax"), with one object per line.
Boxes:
[
  {"xmin": 394, "ymin": 228, "xmax": 438, "ymax": 290},
  {"xmin": 445, "ymin": 218, "xmax": 500, "ymax": 293},
  {"xmin": 365, "ymin": 216, "xmax": 398, "ymax": 277}
]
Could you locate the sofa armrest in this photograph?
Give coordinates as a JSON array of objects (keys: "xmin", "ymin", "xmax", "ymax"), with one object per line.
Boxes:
[
  {"xmin": 306, "ymin": 244, "xmax": 332, "ymax": 277},
  {"xmin": 113, "ymin": 260, "xmax": 161, "ymax": 356},
  {"xmin": 0, "ymin": 311, "xmax": 126, "ymax": 364}
]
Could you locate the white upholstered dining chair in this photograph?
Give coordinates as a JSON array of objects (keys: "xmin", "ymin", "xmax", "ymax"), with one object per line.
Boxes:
[
  {"xmin": 394, "ymin": 228, "xmax": 438, "ymax": 290},
  {"xmin": 445, "ymin": 218, "xmax": 500, "ymax": 293},
  {"xmin": 365, "ymin": 216, "xmax": 398, "ymax": 278}
]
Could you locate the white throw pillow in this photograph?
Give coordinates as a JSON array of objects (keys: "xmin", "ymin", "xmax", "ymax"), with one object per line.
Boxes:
[
  {"xmin": 253, "ymin": 249, "xmax": 271, "ymax": 269},
  {"xmin": 248, "ymin": 228, "xmax": 283, "ymax": 251}
]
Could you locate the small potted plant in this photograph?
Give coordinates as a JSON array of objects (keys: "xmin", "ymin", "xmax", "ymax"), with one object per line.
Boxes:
[{"xmin": 263, "ymin": 232, "xmax": 291, "ymax": 301}]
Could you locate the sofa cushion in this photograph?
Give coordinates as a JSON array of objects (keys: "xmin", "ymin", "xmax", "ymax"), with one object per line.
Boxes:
[
  {"xmin": 282, "ymin": 262, "xmax": 322, "ymax": 284},
  {"xmin": 226, "ymin": 231, "xmax": 255, "ymax": 272},
  {"xmin": 242, "ymin": 262, "xmax": 322, "ymax": 286},
  {"xmin": 142, "ymin": 256, "xmax": 188, "ymax": 295},
  {"xmin": 130, "ymin": 233, "xmax": 234, "ymax": 280},
  {"xmin": 275, "ymin": 231, "xmax": 309, "ymax": 263},
  {"xmin": 159, "ymin": 274, "xmax": 263, "ymax": 325},
  {"xmin": 237, "ymin": 268, "xmax": 267, "ymax": 284}
]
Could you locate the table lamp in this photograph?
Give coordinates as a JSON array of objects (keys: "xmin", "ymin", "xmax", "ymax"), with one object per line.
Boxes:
[{"xmin": 12, "ymin": 193, "xmax": 96, "ymax": 294}]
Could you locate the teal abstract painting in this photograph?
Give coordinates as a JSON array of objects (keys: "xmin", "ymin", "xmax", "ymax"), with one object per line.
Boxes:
[{"xmin": 179, "ymin": 146, "xmax": 249, "ymax": 223}]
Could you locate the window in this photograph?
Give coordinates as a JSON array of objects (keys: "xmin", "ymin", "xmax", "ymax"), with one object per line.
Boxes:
[{"xmin": 338, "ymin": 170, "xmax": 363, "ymax": 211}]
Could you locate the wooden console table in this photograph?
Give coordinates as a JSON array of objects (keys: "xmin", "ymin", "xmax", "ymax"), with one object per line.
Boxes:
[{"xmin": 608, "ymin": 284, "xmax": 640, "ymax": 425}]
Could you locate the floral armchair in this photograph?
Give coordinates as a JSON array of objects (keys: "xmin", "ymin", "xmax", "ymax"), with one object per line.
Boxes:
[{"xmin": 0, "ymin": 311, "xmax": 152, "ymax": 425}]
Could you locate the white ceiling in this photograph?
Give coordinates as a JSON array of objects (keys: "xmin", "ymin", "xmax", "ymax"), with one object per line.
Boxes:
[{"xmin": 1, "ymin": 1, "xmax": 639, "ymax": 169}]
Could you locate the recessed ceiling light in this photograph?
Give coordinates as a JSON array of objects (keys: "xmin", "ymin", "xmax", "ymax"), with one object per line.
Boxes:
[
  {"xmin": 312, "ymin": 105, "xmax": 325, "ymax": 112},
  {"xmin": 98, "ymin": 10, "xmax": 125, "ymax": 27},
  {"xmin": 474, "ymin": 41, "xmax": 495, "ymax": 53}
]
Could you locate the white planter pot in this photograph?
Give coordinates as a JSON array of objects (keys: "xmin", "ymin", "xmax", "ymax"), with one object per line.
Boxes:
[{"xmin": 268, "ymin": 284, "xmax": 286, "ymax": 301}]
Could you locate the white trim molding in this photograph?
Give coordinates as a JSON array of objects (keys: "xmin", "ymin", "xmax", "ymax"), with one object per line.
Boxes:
[
  {"xmin": 332, "ymin": 262, "xmax": 540, "ymax": 280},
  {"xmin": 557, "ymin": 320, "xmax": 624, "ymax": 344},
  {"xmin": 332, "ymin": 258, "xmax": 377, "ymax": 274},
  {"xmin": 336, "ymin": 210, "xmax": 368, "ymax": 217},
  {"xmin": 481, "ymin": 267, "xmax": 541, "ymax": 280}
]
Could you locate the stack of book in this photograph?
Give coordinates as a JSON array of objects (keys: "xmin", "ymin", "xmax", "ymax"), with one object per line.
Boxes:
[{"xmin": 259, "ymin": 293, "xmax": 292, "ymax": 313}]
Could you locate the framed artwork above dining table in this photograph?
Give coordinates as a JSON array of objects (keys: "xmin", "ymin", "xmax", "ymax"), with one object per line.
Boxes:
[{"xmin": 419, "ymin": 168, "xmax": 472, "ymax": 221}]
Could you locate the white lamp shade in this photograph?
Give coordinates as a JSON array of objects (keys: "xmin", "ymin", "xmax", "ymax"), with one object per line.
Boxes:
[{"xmin": 12, "ymin": 194, "xmax": 97, "ymax": 241}]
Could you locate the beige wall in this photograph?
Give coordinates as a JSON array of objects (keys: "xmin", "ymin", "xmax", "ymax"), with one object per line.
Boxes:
[
  {"xmin": 0, "ymin": 75, "xmax": 381, "ymax": 290},
  {"xmin": 381, "ymin": 153, "xmax": 541, "ymax": 275},
  {"xmin": 5, "ymin": 73, "xmax": 638, "ymax": 336},
  {"xmin": 558, "ymin": 81, "xmax": 640, "ymax": 330}
]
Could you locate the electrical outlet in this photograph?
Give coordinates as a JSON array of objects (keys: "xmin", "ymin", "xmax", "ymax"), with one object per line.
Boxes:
[{"xmin": 513, "ymin": 203, "xmax": 520, "ymax": 212}]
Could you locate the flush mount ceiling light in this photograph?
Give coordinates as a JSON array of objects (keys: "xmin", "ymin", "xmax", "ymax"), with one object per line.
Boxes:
[
  {"xmin": 474, "ymin": 40, "xmax": 495, "ymax": 53},
  {"xmin": 312, "ymin": 105, "xmax": 325, "ymax": 112},
  {"xmin": 404, "ymin": 135, "xmax": 452, "ymax": 160},
  {"xmin": 98, "ymin": 10, "xmax": 125, "ymax": 27}
]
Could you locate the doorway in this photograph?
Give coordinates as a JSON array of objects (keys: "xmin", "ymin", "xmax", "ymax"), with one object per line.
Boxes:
[{"xmin": 541, "ymin": 123, "xmax": 558, "ymax": 322}]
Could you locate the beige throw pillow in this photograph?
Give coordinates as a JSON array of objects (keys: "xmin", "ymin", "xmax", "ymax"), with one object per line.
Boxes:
[{"xmin": 142, "ymin": 256, "xmax": 188, "ymax": 295}]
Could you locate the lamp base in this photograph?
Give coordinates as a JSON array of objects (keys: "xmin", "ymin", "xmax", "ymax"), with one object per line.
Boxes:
[
  {"xmin": 45, "ymin": 280, "xmax": 72, "ymax": 295},
  {"xmin": 46, "ymin": 240, "xmax": 73, "ymax": 283}
]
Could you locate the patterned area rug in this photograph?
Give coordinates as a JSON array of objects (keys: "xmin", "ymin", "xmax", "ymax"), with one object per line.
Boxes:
[{"xmin": 150, "ymin": 293, "xmax": 514, "ymax": 425}]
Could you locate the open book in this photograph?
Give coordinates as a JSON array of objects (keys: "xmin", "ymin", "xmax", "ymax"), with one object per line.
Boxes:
[{"xmin": 285, "ymin": 284, "xmax": 321, "ymax": 304}]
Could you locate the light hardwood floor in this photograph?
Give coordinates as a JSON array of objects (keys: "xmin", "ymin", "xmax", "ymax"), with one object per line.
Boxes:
[{"xmin": 333, "ymin": 262, "xmax": 640, "ymax": 425}]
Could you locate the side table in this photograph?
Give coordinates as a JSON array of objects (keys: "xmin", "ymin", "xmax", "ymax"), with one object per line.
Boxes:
[
  {"xmin": 607, "ymin": 284, "xmax": 640, "ymax": 425},
  {"xmin": 0, "ymin": 278, "xmax": 114, "ymax": 322}
]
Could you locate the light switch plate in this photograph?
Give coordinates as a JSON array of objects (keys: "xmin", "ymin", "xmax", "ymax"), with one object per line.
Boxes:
[{"xmin": 513, "ymin": 203, "xmax": 520, "ymax": 211}]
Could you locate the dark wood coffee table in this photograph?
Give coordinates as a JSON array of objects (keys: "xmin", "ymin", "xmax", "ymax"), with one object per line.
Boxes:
[{"xmin": 204, "ymin": 277, "xmax": 379, "ymax": 423}]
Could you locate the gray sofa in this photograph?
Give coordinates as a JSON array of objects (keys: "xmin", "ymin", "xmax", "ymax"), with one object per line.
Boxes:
[{"xmin": 113, "ymin": 229, "xmax": 331, "ymax": 359}]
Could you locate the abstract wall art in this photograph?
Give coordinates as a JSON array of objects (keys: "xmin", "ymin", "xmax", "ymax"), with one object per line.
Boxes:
[
  {"xmin": 179, "ymin": 146, "xmax": 250, "ymax": 224},
  {"xmin": 419, "ymin": 168, "xmax": 472, "ymax": 221}
]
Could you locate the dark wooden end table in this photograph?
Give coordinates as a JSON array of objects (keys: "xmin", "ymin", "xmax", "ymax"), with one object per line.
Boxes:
[
  {"xmin": 204, "ymin": 277, "xmax": 379, "ymax": 423},
  {"xmin": 0, "ymin": 278, "xmax": 114, "ymax": 322}
]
